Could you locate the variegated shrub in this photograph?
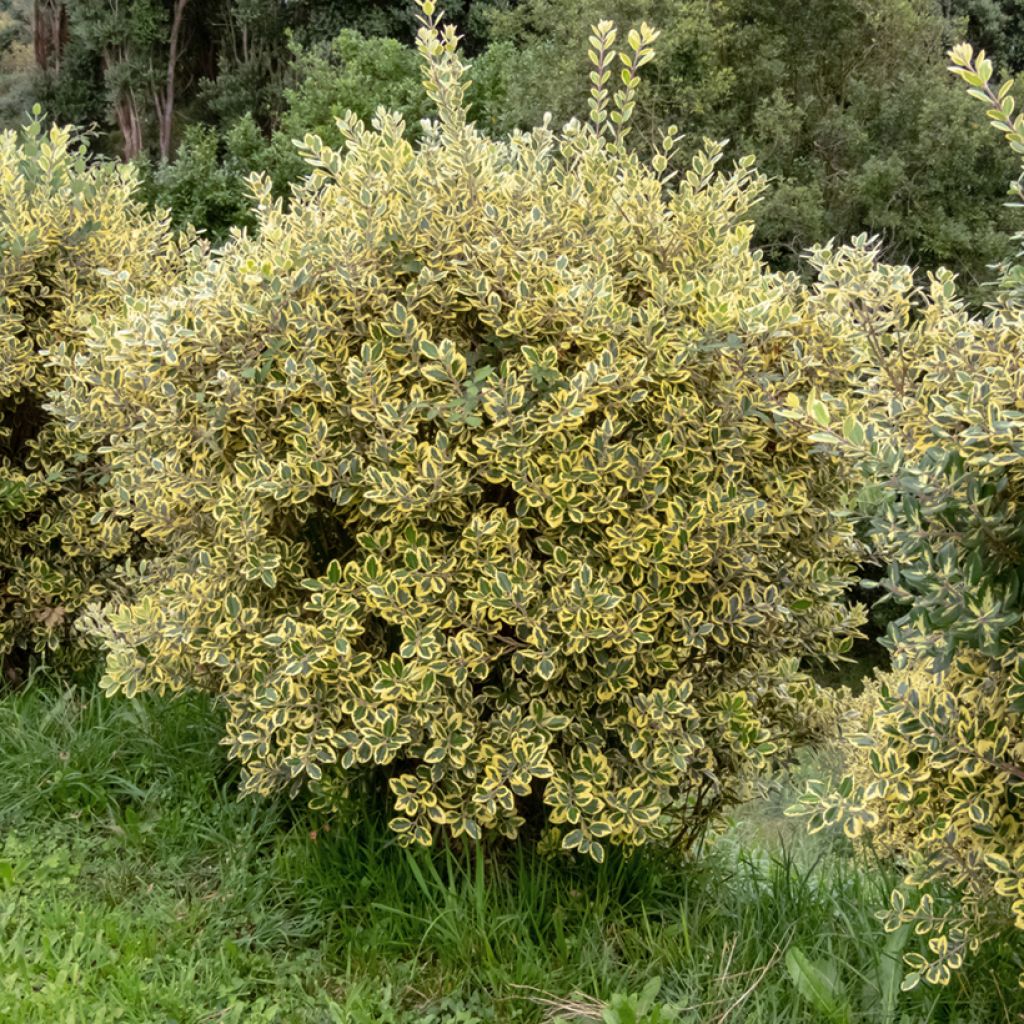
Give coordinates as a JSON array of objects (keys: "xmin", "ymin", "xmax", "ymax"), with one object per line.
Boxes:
[
  {"xmin": 0, "ymin": 121, "xmax": 191, "ymax": 673},
  {"xmin": 788, "ymin": 46, "xmax": 1024, "ymax": 988},
  {"xmin": 65, "ymin": 3, "xmax": 864, "ymax": 859}
]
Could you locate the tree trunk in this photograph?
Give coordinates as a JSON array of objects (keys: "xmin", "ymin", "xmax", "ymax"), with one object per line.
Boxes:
[
  {"xmin": 156, "ymin": 0, "xmax": 190, "ymax": 162},
  {"xmin": 102, "ymin": 45, "xmax": 144, "ymax": 161},
  {"xmin": 32, "ymin": 0, "xmax": 67, "ymax": 72},
  {"xmin": 115, "ymin": 89, "xmax": 144, "ymax": 160}
]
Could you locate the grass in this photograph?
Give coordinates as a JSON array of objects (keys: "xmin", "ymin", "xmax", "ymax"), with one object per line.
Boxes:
[{"xmin": 1, "ymin": 670, "xmax": 1022, "ymax": 1023}]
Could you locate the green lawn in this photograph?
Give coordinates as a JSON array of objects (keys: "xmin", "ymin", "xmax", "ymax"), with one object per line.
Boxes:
[{"xmin": 1, "ymin": 673, "xmax": 1021, "ymax": 1023}]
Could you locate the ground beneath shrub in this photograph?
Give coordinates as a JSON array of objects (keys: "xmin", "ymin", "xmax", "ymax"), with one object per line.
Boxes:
[{"xmin": 1, "ymin": 677, "xmax": 1021, "ymax": 1022}]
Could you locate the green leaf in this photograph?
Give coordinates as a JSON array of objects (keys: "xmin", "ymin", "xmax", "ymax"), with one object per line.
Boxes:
[
  {"xmin": 842, "ymin": 415, "xmax": 866, "ymax": 446},
  {"xmin": 561, "ymin": 828, "xmax": 585, "ymax": 852},
  {"xmin": 785, "ymin": 946, "xmax": 853, "ymax": 1024},
  {"xmin": 810, "ymin": 398, "xmax": 830, "ymax": 428},
  {"xmin": 875, "ymin": 924, "xmax": 909, "ymax": 1020}
]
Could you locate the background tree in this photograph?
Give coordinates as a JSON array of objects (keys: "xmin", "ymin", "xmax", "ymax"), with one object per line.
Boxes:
[
  {"xmin": 0, "ymin": 0, "xmax": 35, "ymax": 125},
  {"xmin": 3, "ymin": 0, "xmax": 1020, "ymax": 293},
  {"xmin": 945, "ymin": 0, "xmax": 1024, "ymax": 71},
  {"xmin": 32, "ymin": 0, "xmax": 67, "ymax": 71},
  {"xmin": 142, "ymin": 29, "xmax": 431, "ymax": 240},
  {"xmin": 474, "ymin": 0, "xmax": 1019, "ymax": 295}
]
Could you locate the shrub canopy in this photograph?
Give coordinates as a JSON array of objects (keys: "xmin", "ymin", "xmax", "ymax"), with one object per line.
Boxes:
[{"xmin": 62, "ymin": 4, "xmax": 865, "ymax": 858}]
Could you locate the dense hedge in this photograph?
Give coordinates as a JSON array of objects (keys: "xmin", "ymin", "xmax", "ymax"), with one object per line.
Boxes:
[
  {"xmin": 50, "ymin": 5, "xmax": 869, "ymax": 859},
  {"xmin": 0, "ymin": 121, "xmax": 191, "ymax": 674}
]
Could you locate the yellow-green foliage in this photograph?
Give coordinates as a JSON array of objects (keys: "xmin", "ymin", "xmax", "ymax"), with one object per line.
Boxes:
[
  {"xmin": 787, "ymin": 45, "xmax": 1024, "ymax": 988},
  {"xmin": 798, "ymin": 656, "xmax": 1024, "ymax": 989},
  {"xmin": 65, "ymin": 2, "xmax": 864, "ymax": 858},
  {"xmin": 0, "ymin": 120, "xmax": 189, "ymax": 669}
]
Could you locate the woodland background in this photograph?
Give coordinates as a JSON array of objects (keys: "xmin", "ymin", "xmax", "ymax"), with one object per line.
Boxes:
[{"xmin": 3, "ymin": 0, "xmax": 1024, "ymax": 292}]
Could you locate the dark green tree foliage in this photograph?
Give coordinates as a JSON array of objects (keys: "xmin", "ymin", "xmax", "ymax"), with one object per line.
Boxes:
[
  {"xmin": 7, "ymin": 0, "xmax": 1023, "ymax": 292},
  {"xmin": 477, "ymin": 0, "xmax": 1019, "ymax": 294},
  {"xmin": 724, "ymin": 0, "xmax": 1018, "ymax": 289},
  {"xmin": 146, "ymin": 29, "xmax": 430, "ymax": 240},
  {"xmin": 192, "ymin": 0, "xmax": 293, "ymax": 131},
  {"xmin": 277, "ymin": 0, "xmax": 497, "ymax": 51},
  {"xmin": 257, "ymin": 30, "xmax": 431, "ymax": 188},
  {"xmin": 139, "ymin": 117, "xmax": 261, "ymax": 238},
  {"xmin": 946, "ymin": 0, "xmax": 1024, "ymax": 71},
  {"xmin": 42, "ymin": 0, "xmax": 200, "ymax": 160},
  {"xmin": 0, "ymin": 0, "xmax": 36, "ymax": 126},
  {"xmin": 470, "ymin": 1, "xmax": 731, "ymax": 144}
]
